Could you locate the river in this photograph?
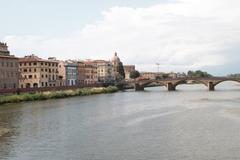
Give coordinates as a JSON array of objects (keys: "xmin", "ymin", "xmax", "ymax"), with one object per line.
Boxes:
[{"xmin": 1, "ymin": 82, "xmax": 240, "ymax": 160}]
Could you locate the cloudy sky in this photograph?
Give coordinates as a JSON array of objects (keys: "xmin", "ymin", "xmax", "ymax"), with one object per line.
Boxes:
[{"xmin": 1, "ymin": 0, "xmax": 240, "ymax": 75}]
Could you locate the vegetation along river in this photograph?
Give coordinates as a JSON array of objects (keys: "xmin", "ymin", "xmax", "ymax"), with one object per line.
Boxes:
[{"xmin": 1, "ymin": 82, "xmax": 240, "ymax": 160}]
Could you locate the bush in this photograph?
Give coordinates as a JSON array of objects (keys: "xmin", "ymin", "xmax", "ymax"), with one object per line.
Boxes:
[{"xmin": 0, "ymin": 86, "xmax": 118, "ymax": 105}]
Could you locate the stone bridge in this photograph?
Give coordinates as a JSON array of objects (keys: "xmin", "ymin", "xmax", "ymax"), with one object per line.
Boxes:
[{"xmin": 128, "ymin": 77, "xmax": 240, "ymax": 91}]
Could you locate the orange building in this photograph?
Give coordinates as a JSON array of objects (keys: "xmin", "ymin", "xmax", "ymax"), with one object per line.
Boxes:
[{"xmin": 77, "ymin": 61, "xmax": 98, "ymax": 85}]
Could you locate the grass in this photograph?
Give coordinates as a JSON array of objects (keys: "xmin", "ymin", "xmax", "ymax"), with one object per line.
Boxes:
[{"xmin": 0, "ymin": 86, "xmax": 118, "ymax": 105}]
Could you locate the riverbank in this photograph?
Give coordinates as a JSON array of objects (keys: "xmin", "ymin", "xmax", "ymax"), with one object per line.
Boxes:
[{"xmin": 0, "ymin": 86, "xmax": 118, "ymax": 105}]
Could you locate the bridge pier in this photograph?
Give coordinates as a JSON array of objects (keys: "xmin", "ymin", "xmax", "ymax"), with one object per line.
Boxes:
[
  {"xmin": 208, "ymin": 82, "xmax": 215, "ymax": 91},
  {"xmin": 135, "ymin": 83, "xmax": 144, "ymax": 91},
  {"xmin": 167, "ymin": 83, "xmax": 176, "ymax": 91}
]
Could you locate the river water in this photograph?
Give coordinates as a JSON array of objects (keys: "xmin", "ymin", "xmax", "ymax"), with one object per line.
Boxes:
[{"xmin": 1, "ymin": 82, "xmax": 240, "ymax": 160}]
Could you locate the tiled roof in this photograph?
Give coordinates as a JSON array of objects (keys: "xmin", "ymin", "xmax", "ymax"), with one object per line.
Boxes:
[{"xmin": 19, "ymin": 54, "xmax": 58, "ymax": 63}]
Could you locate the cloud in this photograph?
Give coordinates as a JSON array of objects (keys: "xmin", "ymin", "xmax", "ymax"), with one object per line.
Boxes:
[{"xmin": 3, "ymin": 0, "xmax": 240, "ymax": 74}]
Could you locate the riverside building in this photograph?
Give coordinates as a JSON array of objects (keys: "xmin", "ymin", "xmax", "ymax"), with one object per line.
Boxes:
[
  {"xmin": 57, "ymin": 61, "xmax": 66, "ymax": 86},
  {"xmin": 19, "ymin": 54, "xmax": 59, "ymax": 88},
  {"xmin": 65, "ymin": 61, "xmax": 78, "ymax": 86},
  {"xmin": 95, "ymin": 60, "xmax": 114, "ymax": 83},
  {"xmin": 124, "ymin": 65, "xmax": 135, "ymax": 80},
  {"xmin": 0, "ymin": 42, "xmax": 19, "ymax": 89},
  {"xmin": 77, "ymin": 60, "xmax": 98, "ymax": 85}
]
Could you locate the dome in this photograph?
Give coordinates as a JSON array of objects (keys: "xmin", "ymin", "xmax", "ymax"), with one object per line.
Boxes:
[{"xmin": 112, "ymin": 52, "xmax": 120, "ymax": 62}]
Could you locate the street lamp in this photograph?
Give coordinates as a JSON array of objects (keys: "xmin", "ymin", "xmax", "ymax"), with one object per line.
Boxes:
[{"xmin": 156, "ymin": 63, "xmax": 160, "ymax": 73}]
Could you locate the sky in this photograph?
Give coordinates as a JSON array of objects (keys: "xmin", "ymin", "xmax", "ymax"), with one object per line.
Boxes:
[{"xmin": 1, "ymin": 0, "xmax": 240, "ymax": 75}]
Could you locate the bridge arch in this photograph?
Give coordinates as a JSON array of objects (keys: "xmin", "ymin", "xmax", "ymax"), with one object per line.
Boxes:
[
  {"xmin": 173, "ymin": 79, "xmax": 209, "ymax": 89},
  {"xmin": 141, "ymin": 80, "xmax": 168, "ymax": 88},
  {"xmin": 214, "ymin": 79, "xmax": 240, "ymax": 88}
]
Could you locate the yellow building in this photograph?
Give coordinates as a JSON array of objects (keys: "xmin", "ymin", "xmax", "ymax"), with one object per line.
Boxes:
[
  {"xmin": 140, "ymin": 72, "xmax": 159, "ymax": 80},
  {"xmin": 94, "ymin": 60, "xmax": 114, "ymax": 83},
  {"xmin": 19, "ymin": 54, "xmax": 59, "ymax": 88},
  {"xmin": 57, "ymin": 61, "xmax": 66, "ymax": 86}
]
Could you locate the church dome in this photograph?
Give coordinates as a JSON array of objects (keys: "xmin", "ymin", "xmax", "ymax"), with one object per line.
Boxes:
[{"xmin": 112, "ymin": 52, "xmax": 120, "ymax": 62}]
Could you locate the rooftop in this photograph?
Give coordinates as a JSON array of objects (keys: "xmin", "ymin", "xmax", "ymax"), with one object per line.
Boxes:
[{"xmin": 19, "ymin": 54, "xmax": 58, "ymax": 63}]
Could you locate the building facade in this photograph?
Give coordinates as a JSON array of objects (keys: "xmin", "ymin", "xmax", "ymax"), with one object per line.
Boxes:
[
  {"xmin": 19, "ymin": 54, "xmax": 59, "ymax": 88},
  {"xmin": 141, "ymin": 72, "xmax": 160, "ymax": 80},
  {"xmin": 58, "ymin": 61, "xmax": 66, "ymax": 86},
  {"xmin": 0, "ymin": 42, "xmax": 19, "ymax": 89},
  {"xmin": 95, "ymin": 60, "xmax": 114, "ymax": 83},
  {"xmin": 77, "ymin": 61, "xmax": 98, "ymax": 85},
  {"xmin": 124, "ymin": 65, "xmax": 135, "ymax": 80},
  {"xmin": 65, "ymin": 62, "xmax": 78, "ymax": 86}
]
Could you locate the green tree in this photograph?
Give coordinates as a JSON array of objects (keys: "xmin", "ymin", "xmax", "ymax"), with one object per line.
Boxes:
[
  {"xmin": 115, "ymin": 74, "xmax": 124, "ymax": 83},
  {"xmin": 118, "ymin": 62, "xmax": 125, "ymax": 79},
  {"xmin": 130, "ymin": 70, "xmax": 140, "ymax": 79},
  {"xmin": 162, "ymin": 74, "xmax": 169, "ymax": 79},
  {"xmin": 187, "ymin": 70, "xmax": 212, "ymax": 77}
]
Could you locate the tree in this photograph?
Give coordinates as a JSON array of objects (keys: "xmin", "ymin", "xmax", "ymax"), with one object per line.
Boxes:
[
  {"xmin": 130, "ymin": 70, "xmax": 140, "ymax": 79},
  {"xmin": 162, "ymin": 74, "xmax": 169, "ymax": 79},
  {"xmin": 118, "ymin": 62, "xmax": 125, "ymax": 79},
  {"xmin": 116, "ymin": 74, "xmax": 124, "ymax": 82},
  {"xmin": 187, "ymin": 70, "xmax": 212, "ymax": 77}
]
